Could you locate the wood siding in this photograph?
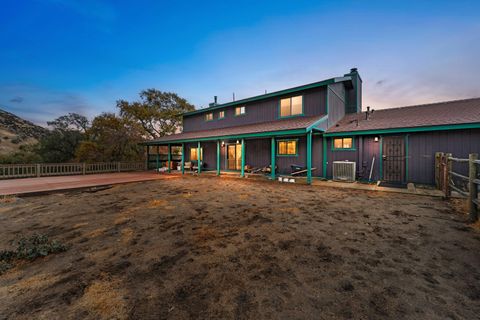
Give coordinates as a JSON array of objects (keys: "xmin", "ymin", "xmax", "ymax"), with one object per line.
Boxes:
[
  {"xmin": 326, "ymin": 83, "xmax": 346, "ymax": 128},
  {"xmin": 183, "ymin": 87, "xmax": 328, "ymax": 132}
]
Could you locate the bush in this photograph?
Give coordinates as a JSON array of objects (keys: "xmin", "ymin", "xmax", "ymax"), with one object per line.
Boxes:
[{"xmin": 0, "ymin": 234, "xmax": 67, "ymax": 274}]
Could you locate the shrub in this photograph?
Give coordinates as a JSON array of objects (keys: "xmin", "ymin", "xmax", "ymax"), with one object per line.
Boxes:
[{"xmin": 0, "ymin": 234, "xmax": 67, "ymax": 274}]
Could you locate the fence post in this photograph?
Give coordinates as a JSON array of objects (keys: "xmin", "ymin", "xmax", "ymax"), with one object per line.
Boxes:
[
  {"xmin": 82, "ymin": 163, "xmax": 86, "ymax": 175},
  {"xmin": 443, "ymin": 153, "xmax": 452, "ymax": 198},
  {"xmin": 435, "ymin": 152, "xmax": 443, "ymax": 190},
  {"xmin": 117, "ymin": 162, "xmax": 121, "ymax": 172},
  {"xmin": 36, "ymin": 164, "xmax": 41, "ymax": 177},
  {"xmin": 469, "ymin": 153, "xmax": 478, "ymax": 221}
]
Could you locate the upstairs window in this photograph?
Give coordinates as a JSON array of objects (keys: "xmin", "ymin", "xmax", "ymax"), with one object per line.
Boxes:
[
  {"xmin": 218, "ymin": 110, "xmax": 225, "ymax": 119},
  {"xmin": 205, "ymin": 113, "xmax": 213, "ymax": 121},
  {"xmin": 235, "ymin": 106, "xmax": 246, "ymax": 116},
  {"xmin": 333, "ymin": 137, "xmax": 354, "ymax": 150},
  {"xmin": 277, "ymin": 140, "xmax": 298, "ymax": 156},
  {"xmin": 280, "ymin": 95, "xmax": 303, "ymax": 118}
]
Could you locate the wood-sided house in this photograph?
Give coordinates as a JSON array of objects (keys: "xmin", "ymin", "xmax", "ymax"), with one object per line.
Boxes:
[{"xmin": 143, "ymin": 68, "xmax": 480, "ymax": 185}]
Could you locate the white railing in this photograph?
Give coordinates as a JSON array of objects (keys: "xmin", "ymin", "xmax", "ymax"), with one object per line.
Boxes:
[{"xmin": 0, "ymin": 162, "xmax": 146, "ymax": 180}]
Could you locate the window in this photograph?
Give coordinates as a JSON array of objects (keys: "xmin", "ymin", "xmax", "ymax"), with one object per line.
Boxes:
[
  {"xmin": 205, "ymin": 113, "xmax": 213, "ymax": 121},
  {"xmin": 280, "ymin": 95, "xmax": 303, "ymax": 117},
  {"xmin": 235, "ymin": 106, "xmax": 246, "ymax": 116},
  {"xmin": 190, "ymin": 147, "xmax": 203, "ymax": 161},
  {"xmin": 277, "ymin": 140, "xmax": 297, "ymax": 156},
  {"xmin": 218, "ymin": 110, "xmax": 225, "ymax": 119},
  {"xmin": 333, "ymin": 137, "xmax": 354, "ymax": 150}
]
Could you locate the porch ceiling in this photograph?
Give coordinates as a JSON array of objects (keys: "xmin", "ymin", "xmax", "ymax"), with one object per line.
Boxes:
[{"xmin": 143, "ymin": 115, "xmax": 326, "ymax": 145}]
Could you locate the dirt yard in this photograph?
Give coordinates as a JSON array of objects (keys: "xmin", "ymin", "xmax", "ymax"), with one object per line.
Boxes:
[{"xmin": 0, "ymin": 175, "xmax": 479, "ymax": 319}]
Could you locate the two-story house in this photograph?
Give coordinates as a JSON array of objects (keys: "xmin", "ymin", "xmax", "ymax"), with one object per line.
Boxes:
[{"xmin": 143, "ymin": 68, "xmax": 480, "ymax": 186}]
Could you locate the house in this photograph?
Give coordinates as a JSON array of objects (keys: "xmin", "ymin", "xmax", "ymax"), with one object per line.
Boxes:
[{"xmin": 143, "ymin": 68, "xmax": 480, "ymax": 185}]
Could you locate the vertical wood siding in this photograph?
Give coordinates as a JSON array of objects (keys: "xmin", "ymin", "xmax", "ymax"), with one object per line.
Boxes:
[
  {"xmin": 326, "ymin": 83, "xmax": 346, "ymax": 128},
  {"xmin": 183, "ymin": 87, "xmax": 328, "ymax": 132}
]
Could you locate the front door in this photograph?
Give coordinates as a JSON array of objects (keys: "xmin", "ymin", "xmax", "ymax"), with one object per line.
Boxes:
[
  {"xmin": 382, "ymin": 136, "xmax": 405, "ymax": 183},
  {"xmin": 227, "ymin": 144, "xmax": 242, "ymax": 170}
]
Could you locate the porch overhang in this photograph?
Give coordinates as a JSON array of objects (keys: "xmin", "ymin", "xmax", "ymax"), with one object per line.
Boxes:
[{"xmin": 141, "ymin": 115, "xmax": 327, "ymax": 146}]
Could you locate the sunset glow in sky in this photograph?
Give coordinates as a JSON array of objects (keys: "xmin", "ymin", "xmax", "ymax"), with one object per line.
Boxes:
[{"xmin": 1, "ymin": 0, "xmax": 479, "ymax": 124}]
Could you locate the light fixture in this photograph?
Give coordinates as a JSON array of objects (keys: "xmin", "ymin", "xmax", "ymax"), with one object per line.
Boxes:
[
  {"xmin": 374, "ymin": 137, "xmax": 379, "ymax": 142},
  {"xmin": 221, "ymin": 141, "xmax": 225, "ymax": 147},
  {"xmin": 236, "ymin": 140, "xmax": 239, "ymax": 144}
]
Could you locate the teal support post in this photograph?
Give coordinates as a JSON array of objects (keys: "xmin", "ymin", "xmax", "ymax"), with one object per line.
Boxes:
[
  {"xmin": 216, "ymin": 140, "xmax": 221, "ymax": 176},
  {"xmin": 181, "ymin": 143, "xmax": 185, "ymax": 174},
  {"xmin": 271, "ymin": 137, "xmax": 276, "ymax": 180},
  {"xmin": 240, "ymin": 139, "xmax": 245, "ymax": 178},
  {"xmin": 322, "ymin": 136, "xmax": 327, "ymax": 178},
  {"xmin": 197, "ymin": 141, "xmax": 201, "ymax": 174},
  {"xmin": 307, "ymin": 131, "xmax": 312, "ymax": 184},
  {"xmin": 156, "ymin": 147, "xmax": 159, "ymax": 172},
  {"xmin": 167, "ymin": 144, "xmax": 171, "ymax": 173}
]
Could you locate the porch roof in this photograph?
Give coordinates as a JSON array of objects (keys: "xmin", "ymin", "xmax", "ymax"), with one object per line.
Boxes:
[{"xmin": 143, "ymin": 115, "xmax": 326, "ymax": 145}]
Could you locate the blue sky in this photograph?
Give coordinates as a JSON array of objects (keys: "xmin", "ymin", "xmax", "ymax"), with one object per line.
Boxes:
[{"xmin": 1, "ymin": 0, "xmax": 479, "ymax": 125}]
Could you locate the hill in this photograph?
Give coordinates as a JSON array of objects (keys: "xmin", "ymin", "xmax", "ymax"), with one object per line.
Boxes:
[{"xmin": 0, "ymin": 109, "xmax": 48, "ymax": 155}]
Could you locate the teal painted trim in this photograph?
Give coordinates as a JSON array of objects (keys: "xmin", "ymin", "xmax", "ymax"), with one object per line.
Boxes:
[
  {"xmin": 306, "ymin": 115, "xmax": 328, "ymax": 132},
  {"xmin": 322, "ymin": 136, "xmax": 327, "ymax": 177},
  {"xmin": 276, "ymin": 138, "xmax": 299, "ymax": 156},
  {"xmin": 379, "ymin": 136, "xmax": 383, "ymax": 180},
  {"xmin": 331, "ymin": 136, "xmax": 356, "ymax": 151},
  {"xmin": 143, "ymin": 128, "xmax": 308, "ymax": 145},
  {"xmin": 216, "ymin": 140, "xmax": 220, "ymax": 176},
  {"xmin": 306, "ymin": 131, "xmax": 312, "ymax": 184},
  {"xmin": 183, "ymin": 77, "xmax": 344, "ymax": 116},
  {"xmin": 197, "ymin": 141, "xmax": 201, "ymax": 174},
  {"xmin": 240, "ymin": 139, "xmax": 245, "ymax": 178},
  {"xmin": 181, "ymin": 143, "xmax": 185, "ymax": 174},
  {"xmin": 324, "ymin": 122, "xmax": 480, "ymax": 137},
  {"xmin": 405, "ymin": 134, "xmax": 409, "ymax": 183},
  {"xmin": 278, "ymin": 95, "xmax": 304, "ymax": 119},
  {"xmin": 271, "ymin": 137, "xmax": 276, "ymax": 180},
  {"xmin": 167, "ymin": 144, "xmax": 171, "ymax": 173}
]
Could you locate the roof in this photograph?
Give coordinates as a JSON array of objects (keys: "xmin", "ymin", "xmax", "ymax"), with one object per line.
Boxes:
[
  {"xmin": 183, "ymin": 76, "xmax": 352, "ymax": 117},
  {"xmin": 144, "ymin": 115, "xmax": 326, "ymax": 144},
  {"xmin": 327, "ymin": 97, "xmax": 480, "ymax": 135}
]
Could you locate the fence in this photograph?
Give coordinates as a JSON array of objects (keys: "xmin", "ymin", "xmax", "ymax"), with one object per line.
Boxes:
[
  {"xmin": 0, "ymin": 162, "xmax": 146, "ymax": 180},
  {"xmin": 436, "ymin": 152, "xmax": 479, "ymax": 221}
]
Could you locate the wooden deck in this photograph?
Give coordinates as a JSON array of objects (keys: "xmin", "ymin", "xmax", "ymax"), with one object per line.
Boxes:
[{"xmin": 0, "ymin": 172, "xmax": 174, "ymax": 196}]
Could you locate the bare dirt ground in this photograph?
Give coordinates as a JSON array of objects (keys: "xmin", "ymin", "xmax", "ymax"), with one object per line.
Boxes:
[{"xmin": 0, "ymin": 175, "xmax": 479, "ymax": 319}]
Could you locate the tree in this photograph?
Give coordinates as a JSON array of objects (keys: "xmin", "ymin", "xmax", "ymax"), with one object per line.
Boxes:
[
  {"xmin": 35, "ymin": 113, "xmax": 89, "ymax": 162},
  {"xmin": 117, "ymin": 89, "xmax": 195, "ymax": 139},
  {"xmin": 76, "ymin": 113, "xmax": 144, "ymax": 162}
]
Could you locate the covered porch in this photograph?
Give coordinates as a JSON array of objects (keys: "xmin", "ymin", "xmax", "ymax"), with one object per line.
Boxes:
[{"xmin": 142, "ymin": 116, "xmax": 327, "ymax": 184}]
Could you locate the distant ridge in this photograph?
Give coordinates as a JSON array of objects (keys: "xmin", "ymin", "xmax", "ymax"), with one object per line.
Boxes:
[{"xmin": 0, "ymin": 109, "xmax": 48, "ymax": 155}]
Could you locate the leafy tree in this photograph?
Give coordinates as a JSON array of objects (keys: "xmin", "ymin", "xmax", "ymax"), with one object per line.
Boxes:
[
  {"xmin": 47, "ymin": 113, "xmax": 90, "ymax": 133},
  {"xmin": 37, "ymin": 130, "xmax": 84, "ymax": 163},
  {"xmin": 117, "ymin": 89, "xmax": 195, "ymax": 139},
  {"xmin": 76, "ymin": 113, "xmax": 144, "ymax": 162},
  {"xmin": 0, "ymin": 144, "xmax": 42, "ymax": 164}
]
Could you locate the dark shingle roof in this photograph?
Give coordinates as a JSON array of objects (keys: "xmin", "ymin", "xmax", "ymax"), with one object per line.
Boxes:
[
  {"xmin": 146, "ymin": 115, "xmax": 325, "ymax": 144},
  {"xmin": 327, "ymin": 98, "xmax": 480, "ymax": 133}
]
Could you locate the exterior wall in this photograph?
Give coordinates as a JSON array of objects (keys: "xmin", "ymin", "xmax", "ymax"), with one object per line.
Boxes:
[
  {"xmin": 408, "ymin": 128, "xmax": 480, "ymax": 184},
  {"xmin": 326, "ymin": 83, "xmax": 346, "ymax": 128},
  {"xmin": 325, "ymin": 128, "xmax": 480, "ymax": 185},
  {"xmin": 183, "ymin": 87, "xmax": 328, "ymax": 132},
  {"xmin": 183, "ymin": 135, "xmax": 324, "ymax": 177}
]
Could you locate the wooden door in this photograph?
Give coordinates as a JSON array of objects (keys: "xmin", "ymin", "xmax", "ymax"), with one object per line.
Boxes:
[{"xmin": 382, "ymin": 136, "xmax": 405, "ymax": 183}]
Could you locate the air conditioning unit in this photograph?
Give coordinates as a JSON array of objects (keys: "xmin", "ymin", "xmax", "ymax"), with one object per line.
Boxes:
[{"xmin": 333, "ymin": 161, "xmax": 356, "ymax": 182}]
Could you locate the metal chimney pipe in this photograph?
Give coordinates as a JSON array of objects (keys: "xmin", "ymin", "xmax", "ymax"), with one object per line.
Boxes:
[{"xmin": 214, "ymin": 96, "xmax": 218, "ymax": 104}]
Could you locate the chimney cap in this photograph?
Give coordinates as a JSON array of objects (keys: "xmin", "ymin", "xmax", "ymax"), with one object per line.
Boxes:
[{"xmin": 350, "ymin": 67, "xmax": 358, "ymax": 73}]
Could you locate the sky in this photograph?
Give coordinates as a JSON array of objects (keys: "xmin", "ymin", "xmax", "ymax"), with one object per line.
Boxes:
[{"xmin": 1, "ymin": 0, "xmax": 479, "ymax": 125}]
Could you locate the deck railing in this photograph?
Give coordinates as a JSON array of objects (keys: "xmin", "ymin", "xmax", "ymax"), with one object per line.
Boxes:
[
  {"xmin": 0, "ymin": 162, "xmax": 146, "ymax": 180},
  {"xmin": 436, "ymin": 152, "xmax": 479, "ymax": 221}
]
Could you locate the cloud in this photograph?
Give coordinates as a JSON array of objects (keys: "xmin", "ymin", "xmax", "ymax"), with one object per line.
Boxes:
[
  {"xmin": 0, "ymin": 84, "xmax": 95, "ymax": 126},
  {"xmin": 9, "ymin": 96, "xmax": 23, "ymax": 103}
]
